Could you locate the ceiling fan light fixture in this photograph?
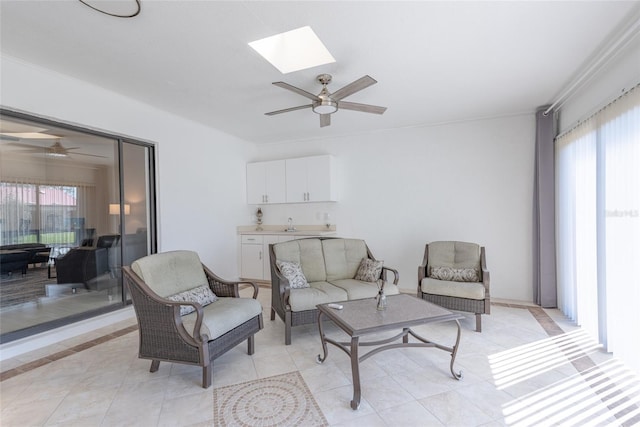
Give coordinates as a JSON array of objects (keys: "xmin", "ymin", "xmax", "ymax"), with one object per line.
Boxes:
[
  {"xmin": 46, "ymin": 141, "xmax": 69, "ymax": 157},
  {"xmin": 312, "ymin": 101, "xmax": 338, "ymax": 115},
  {"xmin": 46, "ymin": 152, "xmax": 68, "ymax": 158}
]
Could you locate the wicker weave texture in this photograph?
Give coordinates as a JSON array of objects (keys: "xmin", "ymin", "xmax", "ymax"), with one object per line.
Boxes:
[
  {"xmin": 123, "ymin": 264, "xmax": 263, "ymax": 387},
  {"xmin": 127, "ymin": 276, "xmax": 201, "ymax": 363},
  {"xmin": 421, "ymin": 293, "xmax": 486, "ymax": 314}
]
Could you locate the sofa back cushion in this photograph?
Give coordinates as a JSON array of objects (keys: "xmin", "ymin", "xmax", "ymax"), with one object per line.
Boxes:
[
  {"xmin": 273, "ymin": 239, "xmax": 327, "ymax": 283},
  {"xmin": 427, "ymin": 241, "xmax": 480, "ymax": 272},
  {"xmin": 322, "ymin": 239, "xmax": 369, "ymax": 281},
  {"xmin": 132, "ymin": 250, "xmax": 208, "ymax": 298}
]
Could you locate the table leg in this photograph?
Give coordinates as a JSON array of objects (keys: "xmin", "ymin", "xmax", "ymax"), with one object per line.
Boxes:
[
  {"xmin": 350, "ymin": 336, "xmax": 361, "ymax": 410},
  {"xmin": 450, "ymin": 320, "xmax": 463, "ymax": 380},
  {"xmin": 316, "ymin": 311, "xmax": 329, "ymax": 364}
]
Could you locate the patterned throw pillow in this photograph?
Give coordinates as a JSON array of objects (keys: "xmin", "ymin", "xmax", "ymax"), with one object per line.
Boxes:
[
  {"xmin": 354, "ymin": 258, "xmax": 384, "ymax": 282},
  {"xmin": 276, "ymin": 260, "xmax": 309, "ymax": 289},
  {"xmin": 430, "ymin": 266, "xmax": 479, "ymax": 282},
  {"xmin": 167, "ymin": 285, "xmax": 218, "ymax": 316}
]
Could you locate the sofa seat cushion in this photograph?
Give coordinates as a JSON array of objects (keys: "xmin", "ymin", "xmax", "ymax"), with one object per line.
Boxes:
[
  {"xmin": 421, "ymin": 277, "xmax": 485, "ymax": 300},
  {"xmin": 322, "ymin": 239, "xmax": 369, "ymax": 281},
  {"xmin": 273, "ymin": 239, "xmax": 327, "ymax": 283},
  {"xmin": 289, "ymin": 281, "xmax": 348, "ymax": 312},
  {"xmin": 181, "ymin": 297, "xmax": 262, "ymax": 340},
  {"xmin": 330, "ymin": 278, "xmax": 400, "ymax": 300}
]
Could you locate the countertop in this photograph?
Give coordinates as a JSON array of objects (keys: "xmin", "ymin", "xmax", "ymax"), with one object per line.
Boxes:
[{"xmin": 237, "ymin": 225, "xmax": 336, "ymax": 236}]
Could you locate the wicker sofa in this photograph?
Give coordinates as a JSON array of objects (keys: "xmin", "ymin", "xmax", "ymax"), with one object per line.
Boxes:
[
  {"xmin": 269, "ymin": 237, "xmax": 399, "ymax": 345},
  {"xmin": 123, "ymin": 250, "xmax": 263, "ymax": 388}
]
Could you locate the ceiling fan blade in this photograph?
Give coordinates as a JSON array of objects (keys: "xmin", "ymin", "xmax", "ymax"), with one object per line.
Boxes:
[
  {"xmin": 272, "ymin": 82, "xmax": 319, "ymax": 101},
  {"xmin": 72, "ymin": 152, "xmax": 108, "ymax": 158},
  {"xmin": 0, "ymin": 134, "xmax": 20, "ymax": 142},
  {"xmin": 320, "ymin": 114, "xmax": 331, "ymax": 127},
  {"xmin": 338, "ymin": 101, "xmax": 387, "ymax": 115},
  {"xmin": 2, "ymin": 141, "xmax": 45, "ymax": 149},
  {"xmin": 265, "ymin": 104, "xmax": 313, "ymax": 116},
  {"xmin": 330, "ymin": 75, "xmax": 377, "ymax": 101}
]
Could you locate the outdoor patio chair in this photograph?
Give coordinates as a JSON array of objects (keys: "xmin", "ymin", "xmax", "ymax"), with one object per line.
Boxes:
[{"xmin": 123, "ymin": 250, "xmax": 263, "ymax": 388}]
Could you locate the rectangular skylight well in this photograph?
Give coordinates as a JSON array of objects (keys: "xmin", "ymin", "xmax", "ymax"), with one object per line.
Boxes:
[{"xmin": 248, "ymin": 26, "xmax": 335, "ymax": 74}]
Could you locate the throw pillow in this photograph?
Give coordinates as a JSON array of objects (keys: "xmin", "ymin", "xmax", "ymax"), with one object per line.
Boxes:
[
  {"xmin": 276, "ymin": 260, "xmax": 309, "ymax": 289},
  {"xmin": 430, "ymin": 266, "xmax": 479, "ymax": 282},
  {"xmin": 354, "ymin": 258, "xmax": 384, "ymax": 282},
  {"xmin": 167, "ymin": 284, "xmax": 218, "ymax": 316}
]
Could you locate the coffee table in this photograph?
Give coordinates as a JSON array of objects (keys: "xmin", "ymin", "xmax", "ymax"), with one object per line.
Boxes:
[{"xmin": 316, "ymin": 294, "xmax": 464, "ymax": 409}]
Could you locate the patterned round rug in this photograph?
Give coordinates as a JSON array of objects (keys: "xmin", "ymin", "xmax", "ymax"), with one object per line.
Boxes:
[{"xmin": 213, "ymin": 371, "xmax": 327, "ymax": 427}]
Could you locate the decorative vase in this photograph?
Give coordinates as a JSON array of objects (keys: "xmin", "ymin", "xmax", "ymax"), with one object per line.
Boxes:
[
  {"xmin": 376, "ymin": 281, "xmax": 387, "ymax": 311},
  {"xmin": 256, "ymin": 208, "xmax": 263, "ymax": 231}
]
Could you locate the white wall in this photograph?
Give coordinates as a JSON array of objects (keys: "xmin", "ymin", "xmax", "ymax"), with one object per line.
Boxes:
[
  {"xmin": 1, "ymin": 54, "xmax": 255, "ymax": 278},
  {"xmin": 1, "ymin": 54, "xmax": 536, "ymax": 302},
  {"xmin": 252, "ymin": 114, "xmax": 536, "ymax": 301}
]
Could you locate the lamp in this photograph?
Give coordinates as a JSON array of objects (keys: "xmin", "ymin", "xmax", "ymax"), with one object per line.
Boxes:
[
  {"xmin": 312, "ymin": 100, "xmax": 338, "ymax": 115},
  {"xmin": 109, "ymin": 204, "xmax": 130, "ymax": 215},
  {"xmin": 312, "ymin": 86, "xmax": 338, "ymax": 115}
]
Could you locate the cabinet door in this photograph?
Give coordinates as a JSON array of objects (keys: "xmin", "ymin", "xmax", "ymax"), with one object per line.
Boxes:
[
  {"xmin": 262, "ymin": 235, "xmax": 279, "ymax": 280},
  {"xmin": 241, "ymin": 244, "xmax": 263, "ymax": 280},
  {"xmin": 246, "ymin": 162, "xmax": 266, "ymax": 204},
  {"xmin": 264, "ymin": 160, "xmax": 286, "ymax": 203},
  {"xmin": 306, "ymin": 155, "xmax": 336, "ymax": 201},
  {"xmin": 285, "ymin": 157, "xmax": 308, "ymax": 203}
]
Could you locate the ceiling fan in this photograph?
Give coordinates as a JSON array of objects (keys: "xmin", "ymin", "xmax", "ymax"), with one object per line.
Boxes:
[
  {"xmin": 265, "ymin": 74, "xmax": 387, "ymax": 127},
  {"xmin": 0, "ymin": 137, "xmax": 107, "ymax": 159}
]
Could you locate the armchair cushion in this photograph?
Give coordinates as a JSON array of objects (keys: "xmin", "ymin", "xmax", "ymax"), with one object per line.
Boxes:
[
  {"xmin": 430, "ymin": 266, "xmax": 479, "ymax": 282},
  {"xmin": 421, "ymin": 277, "xmax": 486, "ymax": 300},
  {"xmin": 132, "ymin": 250, "xmax": 208, "ymax": 297},
  {"xmin": 276, "ymin": 260, "xmax": 309, "ymax": 289},
  {"xmin": 427, "ymin": 241, "xmax": 480, "ymax": 270},
  {"xmin": 167, "ymin": 284, "xmax": 218, "ymax": 316},
  {"xmin": 354, "ymin": 258, "xmax": 384, "ymax": 282},
  {"xmin": 181, "ymin": 297, "xmax": 262, "ymax": 340}
]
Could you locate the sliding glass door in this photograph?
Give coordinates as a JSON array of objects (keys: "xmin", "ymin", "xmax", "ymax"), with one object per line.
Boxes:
[{"xmin": 0, "ymin": 110, "xmax": 156, "ymax": 342}]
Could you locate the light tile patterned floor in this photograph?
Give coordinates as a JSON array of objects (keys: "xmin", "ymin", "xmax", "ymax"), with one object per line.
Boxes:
[{"xmin": 1, "ymin": 288, "xmax": 639, "ymax": 426}]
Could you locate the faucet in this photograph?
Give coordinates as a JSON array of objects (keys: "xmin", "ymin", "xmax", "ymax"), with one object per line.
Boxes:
[{"xmin": 286, "ymin": 217, "xmax": 296, "ymax": 231}]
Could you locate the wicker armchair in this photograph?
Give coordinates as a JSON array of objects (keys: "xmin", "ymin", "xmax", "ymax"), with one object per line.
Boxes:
[
  {"xmin": 418, "ymin": 241, "xmax": 490, "ymax": 332},
  {"xmin": 123, "ymin": 250, "xmax": 263, "ymax": 388}
]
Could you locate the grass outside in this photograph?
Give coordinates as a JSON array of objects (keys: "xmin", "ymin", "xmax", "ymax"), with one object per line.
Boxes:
[{"xmin": 4, "ymin": 232, "xmax": 76, "ymax": 245}]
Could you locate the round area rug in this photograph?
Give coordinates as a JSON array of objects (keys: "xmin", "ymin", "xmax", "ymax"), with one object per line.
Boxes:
[{"xmin": 213, "ymin": 371, "xmax": 327, "ymax": 427}]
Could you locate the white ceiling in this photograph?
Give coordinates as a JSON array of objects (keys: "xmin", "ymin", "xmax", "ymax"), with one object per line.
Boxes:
[{"xmin": 1, "ymin": 1, "xmax": 638, "ymax": 144}]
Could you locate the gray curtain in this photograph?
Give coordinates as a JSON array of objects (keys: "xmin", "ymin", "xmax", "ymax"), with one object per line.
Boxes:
[{"xmin": 533, "ymin": 106, "xmax": 557, "ymax": 308}]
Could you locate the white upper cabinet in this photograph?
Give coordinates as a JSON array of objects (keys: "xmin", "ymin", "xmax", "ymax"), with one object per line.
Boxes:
[
  {"xmin": 247, "ymin": 155, "xmax": 337, "ymax": 204},
  {"xmin": 246, "ymin": 160, "xmax": 286, "ymax": 204},
  {"xmin": 286, "ymin": 155, "xmax": 337, "ymax": 203}
]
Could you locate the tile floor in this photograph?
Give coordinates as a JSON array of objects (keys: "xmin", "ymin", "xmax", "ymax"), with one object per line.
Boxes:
[{"xmin": 1, "ymin": 287, "xmax": 639, "ymax": 426}]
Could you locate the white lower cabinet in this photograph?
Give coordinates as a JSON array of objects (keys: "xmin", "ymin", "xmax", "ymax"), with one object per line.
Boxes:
[
  {"xmin": 240, "ymin": 234, "xmax": 298, "ymax": 281},
  {"xmin": 240, "ymin": 235, "xmax": 264, "ymax": 280}
]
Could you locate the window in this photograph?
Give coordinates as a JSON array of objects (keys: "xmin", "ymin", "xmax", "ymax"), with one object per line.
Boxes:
[
  {"xmin": 556, "ymin": 85, "xmax": 640, "ymax": 375},
  {"xmin": 0, "ymin": 110, "xmax": 156, "ymax": 343},
  {"xmin": 1, "ymin": 182, "xmax": 94, "ymax": 246}
]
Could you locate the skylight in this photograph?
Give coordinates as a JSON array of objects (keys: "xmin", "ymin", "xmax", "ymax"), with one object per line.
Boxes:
[{"xmin": 248, "ymin": 26, "xmax": 335, "ymax": 74}]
